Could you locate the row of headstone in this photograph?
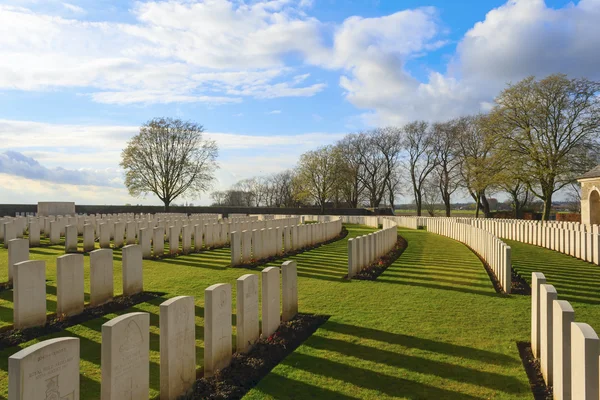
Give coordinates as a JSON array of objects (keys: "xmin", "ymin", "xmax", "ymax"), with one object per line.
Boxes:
[
  {"xmin": 230, "ymin": 219, "xmax": 342, "ymax": 266},
  {"xmin": 427, "ymin": 219, "xmax": 512, "ymax": 293},
  {"xmin": 531, "ymin": 272, "xmax": 600, "ymax": 399},
  {"xmin": 7, "ymin": 260, "xmax": 298, "ymax": 400},
  {"xmin": 409, "ymin": 216, "xmax": 600, "ymax": 265},
  {"xmin": 347, "ymin": 219, "xmax": 398, "ymax": 278},
  {"xmin": 8, "ymin": 242, "xmax": 143, "ymax": 329}
]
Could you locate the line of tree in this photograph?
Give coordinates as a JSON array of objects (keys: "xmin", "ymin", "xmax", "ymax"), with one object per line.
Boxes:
[
  {"xmin": 121, "ymin": 75, "xmax": 600, "ymax": 220},
  {"xmin": 209, "ymin": 74, "xmax": 600, "ymax": 219}
]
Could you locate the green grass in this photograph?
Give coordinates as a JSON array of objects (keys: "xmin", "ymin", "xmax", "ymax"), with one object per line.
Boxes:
[
  {"xmin": 508, "ymin": 239, "xmax": 600, "ymax": 332},
  {"xmin": 1, "ymin": 225, "xmax": 587, "ymax": 399}
]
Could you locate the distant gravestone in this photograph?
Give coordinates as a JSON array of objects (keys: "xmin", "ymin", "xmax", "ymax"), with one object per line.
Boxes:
[
  {"xmin": 65, "ymin": 224, "xmax": 78, "ymax": 253},
  {"xmin": 13, "ymin": 260, "xmax": 46, "ymax": 329},
  {"xmin": 160, "ymin": 296, "xmax": 196, "ymax": 400},
  {"xmin": 3, "ymin": 221, "xmax": 16, "ymax": 248},
  {"xmin": 139, "ymin": 228, "xmax": 151, "ymax": 259},
  {"xmin": 126, "ymin": 221, "xmax": 137, "ymax": 245},
  {"xmin": 8, "ymin": 337, "xmax": 80, "ymax": 400},
  {"xmin": 114, "ymin": 222, "xmax": 125, "ymax": 248},
  {"xmin": 261, "ymin": 267, "xmax": 280, "ymax": 337},
  {"xmin": 169, "ymin": 226, "xmax": 179, "ymax": 255},
  {"xmin": 57, "ymin": 253, "xmax": 85, "ymax": 317},
  {"xmin": 99, "ymin": 223, "xmax": 110, "ymax": 248},
  {"xmin": 281, "ymin": 260, "xmax": 298, "ymax": 322},
  {"xmin": 28, "ymin": 219, "xmax": 40, "ymax": 247},
  {"xmin": 153, "ymin": 226, "xmax": 165, "ymax": 257},
  {"xmin": 83, "ymin": 223, "xmax": 95, "ymax": 252},
  {"xmin": 8, "ymin": 238, "xmax": 28, "ymax": 283},
  {"xmin": 241, "ymin": 230, "xmax": 251, "ymax": 263},
  {"xmin": 236, "ymin": 274, "xmax": 259, "ymax": 353},
  {"xmin": 101, "ymin": 312, "xmax": 150, "ymax": 400},
  {"xmin": 204, "ymin": 283, "xmax": 232, "ymax": 377},
  {"xmin": 122, "ymin": 245, "xmax": 143, "ymax": 296},
  {"xmin": 90, "ymin": 248, "xmax": 114, "ymax": 306},
  {"xmin": 182, "ymin": 225, "xmax": 192, "ymax": 254}
]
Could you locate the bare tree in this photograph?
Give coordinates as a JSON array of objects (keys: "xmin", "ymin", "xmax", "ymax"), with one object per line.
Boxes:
[
  {"xmin": 433, "ymin": 119, "xmax": 462, "ymax": 217},
  {"xmin": 491, "ymin": 74, "xmax": 600, "ymax": 220},
  {"xmin": 121, "ymin": 117, "xmax": 218, "ymax": 211},
  {"xmin": 403, "ymin": 121, "xmax": 438, "ymax": 216},
  {"xmin": 335, "ymin": 134, "xmax": 365, "ymax": 208},
  {"xmin": 296, "ymin": 145, "xmax": 341, "ymax": 213}
]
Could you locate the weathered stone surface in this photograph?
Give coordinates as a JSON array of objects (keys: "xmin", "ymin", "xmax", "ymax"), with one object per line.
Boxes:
[
  {"xmin": 241, "ymin": 230, "xmax": 251, "ymax": 263},
  {"xmin": 182, "ymin": 225, "xmax": 192, "ymax": 254},
  {"xmin": 281, "ymin": 260, "xmax": 298, "ymax": 322},
  {"xmin": 139, "ymin": 228, "xmax": 151, "ymax": 259},
  {"xmin": 553, "ymin": 300, "xmax": 574, "ymax": 400},
  {"xmin": 160, "ymin": 296, "xmax": 196, "ymax": 400},
  {"xmin": 114, "ymin": 222, "xmax": 125, "ymax": 248},
  {"xmin": 90, "ymin": 248, "xmax": 114, "ymax": 306},
  {"xmin": 8, "ymin": 238, "xmax": 28, "ymax": 283},
  {"xmin": 101, "ymin": 312, "xmax": 150, "ymax": 400},
  {"xmin": 49, "ymin": 220, "xmax": 61, "ymax": 245},
  {"xmin": 28, "ymin": 220, "xmax": 40, "ymax": 247},
  {"xmin": 122, "ymin": 245, "xmax": 143, "ymax": 296},
  {"xmin": 236, "ymin": 274, "xmax": 259, "ymax": 353},
  {"xmin": 230, "ymin": 231, "xmax": 241, "ymax": 266},
  {"xmin": 540, "ymin": 284, "xmax": 557, "ymax": 385},
  {"xmin": 8, "ymin": 337, "xmax": 80, "ymax": 400},
  {"xmin": 83, "ymin": 223, "xmax": 95, "ymax": 252},
  {"xmin": 204, "ymin": 283, "xmax": 232, "ymax": 377},
  {"xmin": 347, "ymin": 238, "xmax": 356, "ymax": 278},
  {"xmin": 169, "ymin": 226, "xmax": 179, "ymax": 255},
  {"xmin": 57, "ymin": 253, "xmax": 85, "ymax": 317},
  {"xmin": 532, "ymin": 272, "xmax": 547, "ymax": 358},
  {"xmin": 65, "ymin": 224, "xmax": 78, "ymax": 253},
  {"xmin": 99, "ymin": 223, "xmax": 110, "ymax": 248},
  {"xmin": 153, "ymin": 226, "xmax": 164, "ymax": 257},
  {"xmin": 261, "ymin": 266, "xmax": 280, "ymax": 337},
  {"xmin": 13, "ymin": 260, "xmax": 46, "ymax": 329},
  {"xmin": 570, "ymin": 322, "xmax": 599, "ymax": 400}
]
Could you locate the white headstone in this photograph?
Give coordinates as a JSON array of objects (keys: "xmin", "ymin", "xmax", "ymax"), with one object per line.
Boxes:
[
  {"xmin": 101, "ymin": 312, "xmax": 150, "ymax": 400},
  {"xmin": 236, "ymin": 274, "xmax": 259, "ymax": 353},
  {"xmin": 261, "ymin": 266, "xmax": 280, "ymax": 337},
  {"xmin": 57, "ymin": 253, "xmax": 85, "ymax": 317},
  {"xmin": 8, "ymin": 238, "xmax": 28, "ymax": 283},
  {"xmin": 204, "ymin": 283, "xmax": 232, "ymax": 377},
  {"xmin": 13, "ymin": 260, "xmax": 46, "ymax": 329},
  {"xmin": 90, "ymin": 248, "xmax": 114, "ymax": 306},
  {"xmin": 122, "ymin": 244, "xmax": 143, "ymax": 296},
  {"xmin": 8, "ymin": 337, "xmax": 80, "ymax": 400}
]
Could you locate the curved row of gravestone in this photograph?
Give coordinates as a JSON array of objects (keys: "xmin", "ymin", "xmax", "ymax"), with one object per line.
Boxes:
[
  {"xmin": 426, "ymin": 218, "xmax": 512, "ymax": 294},
  {"xmin": 346, "ymin": 218, "xmax": 399, "ymax": 278},
  {"xmin": 530, "ymin": 272, "xmax": 600, "ymax": 399},
  {"xmin": 7, "ymin": 261, "xmax": 298, "ymax": 400},
  {"xmin": 7, "ymin": 242, "xmax": 143, "ymax": 330},
  {"xmin": 405, "ymin": 216, "xmax": 600, "ymax": 266},
  {"xmin": 230, "ymin": 218, "xmax": 342, "ymax": 266}
]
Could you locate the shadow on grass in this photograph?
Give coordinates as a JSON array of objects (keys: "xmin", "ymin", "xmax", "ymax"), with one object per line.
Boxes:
[{"xmin": 320, "ymin": 321, "xmax": 518, "ymax": 366}]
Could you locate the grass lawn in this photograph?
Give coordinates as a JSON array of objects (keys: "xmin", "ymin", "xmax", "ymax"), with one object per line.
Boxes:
[
  {"xmin": 0, "ymin": 225, "xmax": 559, "ymax": 399},
  {"xmin": 508, "ymin": 239, "xmax": 600, "ymax": 332}
]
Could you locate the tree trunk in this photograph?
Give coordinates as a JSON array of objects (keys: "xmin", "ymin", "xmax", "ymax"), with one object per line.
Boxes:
[
  {"xmin": 542, "ymin": 195, "xmax": 552, "ymax": 221},
  {"xmin": 481, "ymin": 195, "xmax": 491, "ymax": 218},
  {"xmin": 474, "ymin": 192, "xmax": 480, "ymax": 219},
  {"xmin": 164, "ymin": 199, "xmax": 171, "ymax": 212},
  {"xmin": 415, "ymin": 192, "xmax": 422, "ymax": 216}
]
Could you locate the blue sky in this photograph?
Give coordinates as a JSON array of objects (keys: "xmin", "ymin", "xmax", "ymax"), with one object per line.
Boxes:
[{"xmin": 0, "ymin": 0, "xmax": 598, "ymax": 205}]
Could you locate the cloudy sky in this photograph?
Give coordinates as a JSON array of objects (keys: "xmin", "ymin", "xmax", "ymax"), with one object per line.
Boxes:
[{"xmin": 1, "ymin": 0, "xmax": 599, "ymax": 206}]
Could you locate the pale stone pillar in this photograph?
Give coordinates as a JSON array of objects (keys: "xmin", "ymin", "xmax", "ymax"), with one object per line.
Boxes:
[
  {"xmin": 113, "ymin": 222, "xmax": 125, "ymax": 248},
  {"xmin": 540, "ymin": 284, "xmax": 558, "ymax": 385},
  {"xmin": 56, "ymin": 253, "xmax": 84, "ymax": 317},
  {"xmin": 90, "ymin": 248, "xmax": 114, "ymax": 306},
  {"xmin": 241, "ymin": 230, "xmax": 251, "ymax": 263},
  {"xmin": 8, "ymin": 337, "xmax": 80, "ymax": 400},
  {"xmin": 348, "ymin": 238, "xmax": 357, "ymax": 278},
  {"xmin": 153, "ymin": 226, "xmax": 164, "ymax": 257},
  {"xmin": 139, "ymin": 227, "xmax": 151, "ymax": 258},
  {"xmin": 8, "ymin": 238, "xmax": 28, "ymax": 283},
  {"xmin": 160, "ymin": 296, "xmax": 196, "ymax": 400},
  {"xmin": 28, "ymin": 219, "xmax": 40, "ymax": 247},
  {"xmin": 122, "ymin": 244, "xmax": 143, "ymax": 296},
  {"xmin": 193, "ymin": 224, "xmax": 202, "ymax": 251},
  {"xmin": 99, "ymin": 223, "xmax": 110, "ymax": 248},
  {"xmin": 65, "ymin": 224, "xmax": 78, "ymax": 253},
  {"xmin": 570, "ymin": 322, "xmax": 599, "ymax": 399},
  {"xmin": 262, "ymin": 266, "xmax": 280, "ymax": 337},
  {"xmin": 236, "ymin": 274, "xmax": 259, "ymax": 353},
  {"xmin": 126, "ymin": 221, "xmax": 137, "ymax": 244},
  {"xmin": 553, "ymin": 300, "xmax": 574, "ymax": 400},
  {"xmin": 83, "ymin": 223, "xmax": 95, "ymax": 252},
  {"xmin": 503, "ymin": 246, "xmax": 512, "ymax": 294},
  {"xmin": 282, "ymin": 261, "xmax": 298, "ymax": 322},
  {"xmin": 284, "ymin": 226, "xmax": 291, "ymax": 252},
  {"xmin": 230, "ymin": 231, "xmax": 241, "ymax": 266},
  {"xmin": 49, "ymin": 220, "xmax": 61, "ymax": 245},
  {"xmin": 204, "ymin": 283, "xmax": 232, "ymax": 377},
  {"xmin": 13, "ymin": 260, "xmax": 46, "ymax": 329},
  {"xmin": 168, "ymin": 226, "xmax": 179, "ymax": 255},
  {"xmin": 101, "ymin": 312, "xmax": 150, "ymax": 400},
  {"xmin": 182, "ymin": 225, "xmax": 192, "ymax": 254},
  {"xmin": 532, "ymin": 272, "xmax": 547, "ymax": 358}
]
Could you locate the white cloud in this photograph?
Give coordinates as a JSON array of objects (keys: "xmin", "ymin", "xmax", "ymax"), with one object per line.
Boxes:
[
  {"xmin": 336, "ymin": 0, "xmax": 600, "ymax": 125},
  {"xmin": 0, "ymin": 119, "xmax": 344, "ymax": 204},
  {"xmin": 61, "ymin": 2, "xmax": 84, "ymax": 14},
  {"xmin": 267, "ymin": 110, "xmax": 282, "ymax": 114},
  {"xmin": 0, "ymin": 1, "xmax": 327, "ymax": 104}
]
